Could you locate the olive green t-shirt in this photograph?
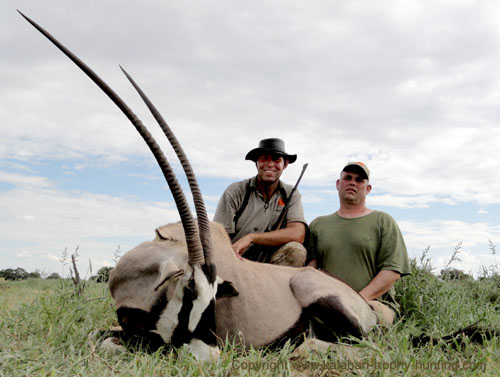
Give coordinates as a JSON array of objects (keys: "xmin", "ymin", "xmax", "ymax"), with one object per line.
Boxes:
[{"xmin": 305, "ymin": 211, "xmax": 410, "ymax": 305}]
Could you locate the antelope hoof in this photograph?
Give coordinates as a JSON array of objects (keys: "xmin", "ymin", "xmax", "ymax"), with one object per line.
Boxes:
[{"xmin": 100, "ymin": 337, "xmax": 127, "ymax": 355}]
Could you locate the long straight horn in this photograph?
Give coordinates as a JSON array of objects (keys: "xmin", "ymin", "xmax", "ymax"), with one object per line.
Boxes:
[
  {"xmin": 120, "ymin": 67, "xmax": 214, "ymax": 266},
  {"xmin": 19, "ymin": 11, "xmax": 205, "ymax": 265}
]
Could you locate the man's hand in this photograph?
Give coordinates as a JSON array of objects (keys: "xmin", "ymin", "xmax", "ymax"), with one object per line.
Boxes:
[
  {"xmin": 231, "ymin": 222, "xmax": 305, "ymax": 257},
  {"xmin": 232, "ymin": 234, "xmax": 254, "ymax": 255}
]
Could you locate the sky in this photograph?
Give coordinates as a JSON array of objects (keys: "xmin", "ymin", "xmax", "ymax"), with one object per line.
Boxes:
[{"xmin": 1, "ymin": 0, "xmax": 499, "ymax": 278}]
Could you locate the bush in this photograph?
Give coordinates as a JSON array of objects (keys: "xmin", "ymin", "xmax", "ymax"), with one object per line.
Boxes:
[
  {"xmin": 0, "ymin": 267, "xmax": 29, "ymax": 281},
  {"xmin": 28, "ymin": 271, "xmax": 42, "ymax": 279},
  {"xmin": 91, "ymin": 266, "xmax": 113, "ymax": 283},
  {"xmin": 439, "ymin": 268, "xmax": 472, "ymax": 280},
  {"xmin": 46, "ymin": 272, "xmax": 61, "ymax": 280}
]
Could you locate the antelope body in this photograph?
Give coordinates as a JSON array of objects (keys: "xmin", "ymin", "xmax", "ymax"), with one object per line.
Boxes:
[
  {"xmin": 22, "ymin": 11, "xmax": 377, "ymax": 360},
  {"xmin": 151, "ymin": 222, "xmax": 376, "ymax": 349}
]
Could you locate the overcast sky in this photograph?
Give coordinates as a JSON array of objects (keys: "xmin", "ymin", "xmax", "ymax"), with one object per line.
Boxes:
[{"xmin": 2, "ymin": 0, "xmax": 499, "ymax": 277}]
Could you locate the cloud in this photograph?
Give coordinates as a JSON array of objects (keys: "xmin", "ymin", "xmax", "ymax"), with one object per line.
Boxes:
[
  {"xmin": 3, "ymin": 1, "xmax": 500, "ymax": 274},
  {"xmin": 42, "ymin": 254, "xmax": 60, "ymax": 263},
  {"xmin": 401, "ymin": 219, "xmax": 500, "ymax": 250},
  {"xmin": 0, "ymin": 180, "xmax": 181, "ymax": 273},
  {"xmin": 15, "ymin": 250, "xmax": 32, "ymax": 259},
  {"xmin": 399, "ymin": 218, "xmax": 500, "ymax": 276},
  {"xmin": 16, "ymin": 215, "xmax": 36, "ymax": 222},
  {"xmin": 0, "ymin": 187, "xmax": 180, "ymax": 241},
  {"xmin": 0, "ymin": 171, "xmax": 52, "ymax": 188}
]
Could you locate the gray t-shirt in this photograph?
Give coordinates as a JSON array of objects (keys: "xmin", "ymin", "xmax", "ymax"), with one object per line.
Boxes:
[{"xmin": 214, "ymin": 176, "xmax": 306, "ymax": 242}]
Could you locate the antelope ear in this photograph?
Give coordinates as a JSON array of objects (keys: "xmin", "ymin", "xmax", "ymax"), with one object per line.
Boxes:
[
  {"xmin": 216, "ymin": 277, "xmax": 239, "ymax": 299},
  {"xmin": 154, "ymin": 260, "xmax": 184, "ymax": 291}
]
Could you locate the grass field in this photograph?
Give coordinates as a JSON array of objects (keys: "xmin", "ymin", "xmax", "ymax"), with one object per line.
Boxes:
[{"xmin": 1, "ymin": 254, "xmax": 499, "ymax": 377}]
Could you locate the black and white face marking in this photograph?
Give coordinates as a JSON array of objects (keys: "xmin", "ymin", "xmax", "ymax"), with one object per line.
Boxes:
[
  {"xmin": 155, "ymin": 263, "xmax": 219, "ymax": 360},
  {"xmin": 115, "ymin": 262, "xmax": 219, "ymax": 360}
]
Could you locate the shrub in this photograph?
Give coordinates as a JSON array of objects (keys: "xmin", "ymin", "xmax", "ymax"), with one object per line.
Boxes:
[
  {"xmin": 0, "ymin": 267, "xmax": 29, "ymax": 281},
  {"xmin": 91, "ymin": 266, "xmax": 113, "ymax": 283},
  {"xmin": 28, "ymin": 271, "xmax": 42, "ymax": 279},
  {"xmin": 46, "ymin": 272, "xmax": 61, "ymax": 280}
]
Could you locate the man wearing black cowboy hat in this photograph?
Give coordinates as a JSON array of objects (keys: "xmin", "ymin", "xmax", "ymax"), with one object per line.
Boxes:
[{"xmin": 214, "ymin": 138, "xmax": 307, "ymax": 266}]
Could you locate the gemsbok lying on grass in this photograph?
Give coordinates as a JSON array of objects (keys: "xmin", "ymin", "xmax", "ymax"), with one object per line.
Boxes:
[{"xmin": 21, "ymin": 11, "xmax": 378, "ymax": 360}]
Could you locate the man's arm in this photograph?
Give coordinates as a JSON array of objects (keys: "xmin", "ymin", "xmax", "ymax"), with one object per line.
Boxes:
[
  {"xmin": 232, "ymin": 221, "xmax": 306, "ymax": 255},
  {"xmin": 306, "ymin": 262, "xmax": 399, "ymax": 301},
  {"xmin": 213, "ymin": 185, "xmax": 240, "ymax": 235},
  {"xmin": 358, "ymin": 270, "xmax": 400, "ymax": 301}
]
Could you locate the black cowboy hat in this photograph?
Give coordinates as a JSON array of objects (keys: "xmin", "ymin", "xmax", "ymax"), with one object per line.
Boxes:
[{"xmin": 245, "ymin": 138, "xmax": 297, "ymax": 164}]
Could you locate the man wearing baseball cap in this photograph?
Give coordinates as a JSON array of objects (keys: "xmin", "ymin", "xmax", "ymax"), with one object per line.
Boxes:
[
  {"xmin": 305, "ymin": 162, "xmax": 410, "ymax": 326},
  {"xmin": 214, "ymin": 138, "xmax": 307, "ymax": 266}
]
